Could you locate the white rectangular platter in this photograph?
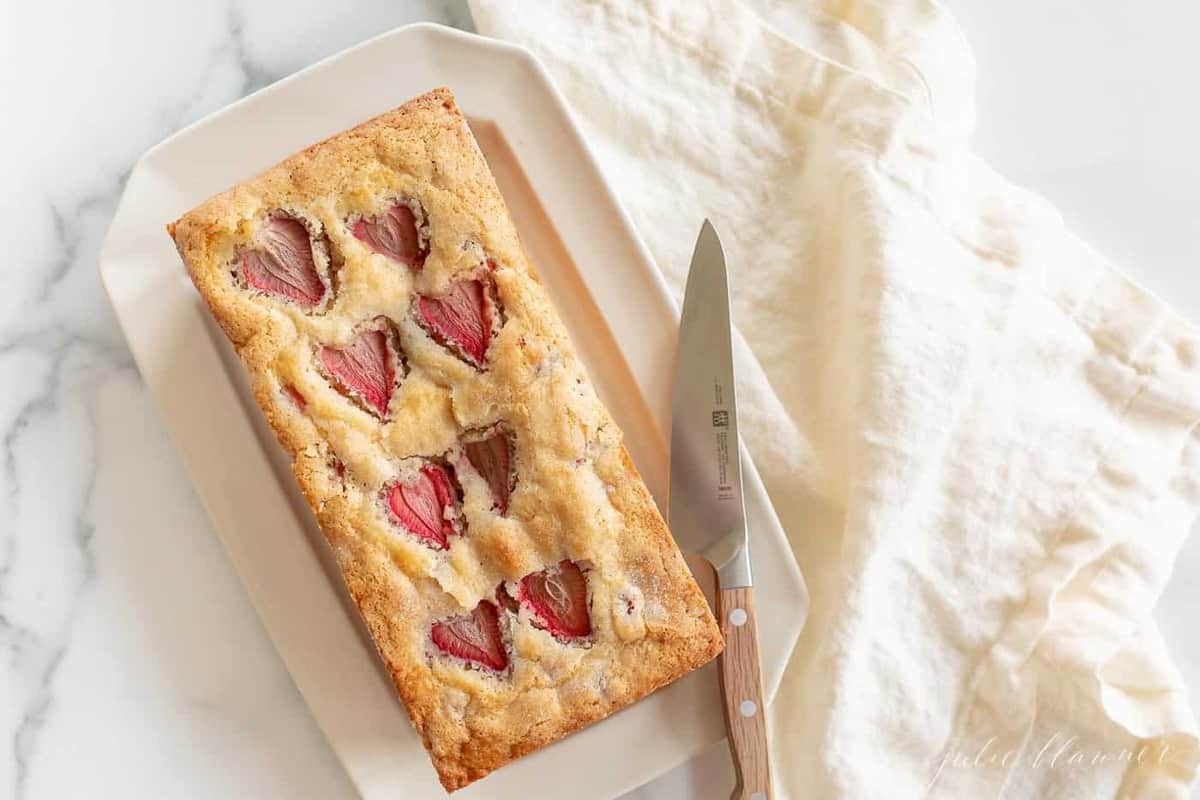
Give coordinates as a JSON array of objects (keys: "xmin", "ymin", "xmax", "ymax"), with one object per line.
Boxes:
[{"xmin": 99, "ymin": 23, "xmax": 807, "ymax": 800}]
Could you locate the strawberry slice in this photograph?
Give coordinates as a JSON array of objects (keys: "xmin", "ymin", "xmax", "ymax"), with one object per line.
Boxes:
[
  {"xmin": 385, "ymin": 463, "xmax": 460, "ymax": 550},
  {"xmin": 519, "ymin": 560, "xmax": 591, "ymax": 639},
  {"xmin": 415, "ymin": 278, "xmax": 498, "ymax": 368},
  {"xmin": 495, "ymin": 583, "xmax": 520, "ymax": 614},
  {"xmin": 282, "ymin": 383, "xmax": 307, "ymax": 411},
  {"xmin": 241, "ymin": 215, "xmax": 327, "ymax": 306},
  {"xmin": 431, "ymin": 600, "xmax": 508, "ymax": 671},
  {"xmin": 352, "ymin": 202, "xmax": 427, "ymax": 269},
  {"xmin": 318, "ymin": 320, "xmax": 401, "ymax": 419},
  {"xmin": 464, "ymin": 429, "xmax": 513, "ymax": 515}
]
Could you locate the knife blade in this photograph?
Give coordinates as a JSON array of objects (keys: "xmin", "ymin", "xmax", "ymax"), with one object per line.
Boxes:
[
  {"xmin": 669, "ymin": 220, "xmax": 773, "ymax": 800},
  {"xmin": 669, "ymin": 219, "xmax": 750, "ymax": 588}
]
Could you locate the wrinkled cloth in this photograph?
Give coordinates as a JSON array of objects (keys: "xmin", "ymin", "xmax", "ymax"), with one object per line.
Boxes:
[{"xmin": 468, "ymin": 1, "xmax": 1200, "ymax": 797}]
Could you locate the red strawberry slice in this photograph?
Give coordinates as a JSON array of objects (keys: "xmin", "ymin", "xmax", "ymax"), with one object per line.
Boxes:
[
  {"xmin": 385, "ymin": 463, "xmax": 460, "ymax": 550},
  {"xmin": 495, "ymin": 583, "xmax": 520, "ymax": 614},
  {"xmin": 319, "ymin": 321, "xmax": 400, "ymax": 419},
  {"xmin": 416, "ymin": 278, "xmax": 496, "ymax": 368},
  {"xmin": 519, "ymin": 560, "xmax": 591, "ymax": 639},
  {"xmin": 464, "ymin": 430, "xmax": 513, "ymax": 515},
  {"xmin": 241, "ymin": 215, "xmax": 327, "ymax": 306},
  {"xmin": 352, "ymin": 202, "xmax": 427, "ymax": 269},
  {"xmin": 282, "ymin": 383, "xmax": 307, "ymax": 411},
  {"xmin": 431, "ymin": 600, "xmax": 508, "ymax": 671}
]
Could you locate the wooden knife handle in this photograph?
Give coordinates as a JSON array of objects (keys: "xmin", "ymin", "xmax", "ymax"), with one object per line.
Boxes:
[{"xmin": 718, "ymin": 586, "xmax": 773, "ymax": 800}]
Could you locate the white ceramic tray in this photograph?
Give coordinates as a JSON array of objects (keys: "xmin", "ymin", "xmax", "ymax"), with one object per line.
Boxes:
[{"xmin": 99, "ymin": 23, "xmax": 807, "ymax": 800}]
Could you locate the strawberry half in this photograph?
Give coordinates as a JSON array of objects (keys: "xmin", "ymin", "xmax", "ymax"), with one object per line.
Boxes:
[
  {"xmin": 519, "ymin": 560, "xmax": 591, "ymax": 639},
  {"xmin": 241, "ymin": 215, "xmax": 328, "ymax": 306},
  {"xmin": 415, "ymin": 277, "xmax": 499, "ymax": 368},
  {"xmin": 318, "ymin": 319, "xmax": 402, "ymax": 419},
  {"xmin": 431, "ymin": 600, "xmax": 508, "ymax": 671},
  {"xmin": 464, "ymin": 429, "xmax": 514, "ymax": 515},
  {"xmin": 352, "ymin": 201, "xmax": 427, "ymax": 269},
  {"xmin": 385, "ymin": 463, "xmax": 461, "ymax": 550}
]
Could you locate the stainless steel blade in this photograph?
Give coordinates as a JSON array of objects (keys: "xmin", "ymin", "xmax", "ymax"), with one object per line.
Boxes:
[{"xmin": 668, "ymin": 220, "xmax": 751, "ymax": 588}]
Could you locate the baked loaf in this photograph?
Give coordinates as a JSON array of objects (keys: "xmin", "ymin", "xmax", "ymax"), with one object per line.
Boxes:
[{"xmin": 168, "ymin": 88, "xmax": 723, "ymax": 791}]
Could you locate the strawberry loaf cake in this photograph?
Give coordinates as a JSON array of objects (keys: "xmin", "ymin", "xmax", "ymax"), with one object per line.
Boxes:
[{"xmin": 167, "ymin": 88, "xmax": 722, "ymax": 791}]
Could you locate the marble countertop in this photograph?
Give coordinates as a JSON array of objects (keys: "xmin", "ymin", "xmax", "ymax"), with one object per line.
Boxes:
[{"xmin": 2, "ymin": 1, "xmax": 1196, "ymax": 798}]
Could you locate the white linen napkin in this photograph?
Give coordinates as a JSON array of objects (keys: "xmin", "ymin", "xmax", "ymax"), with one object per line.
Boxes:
[{"xmin": 468, "ymin": 0, "xmax": 1200, "ymax": 796}]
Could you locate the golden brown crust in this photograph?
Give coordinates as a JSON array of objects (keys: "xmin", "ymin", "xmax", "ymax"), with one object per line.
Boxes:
[{"xmin": 169, "ymin": 87, "xmax": 722, "ymax": 791}]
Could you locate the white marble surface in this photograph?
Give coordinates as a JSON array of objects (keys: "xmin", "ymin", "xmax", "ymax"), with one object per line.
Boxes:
[{"xmin": 1, "ymin": 1, "xmax": 1197, "ymax": 798}]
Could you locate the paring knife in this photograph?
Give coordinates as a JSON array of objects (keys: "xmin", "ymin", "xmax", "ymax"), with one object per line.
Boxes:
[{"xmin": 670, "ymin": 220, "xmax": 772, "ymax": 800}]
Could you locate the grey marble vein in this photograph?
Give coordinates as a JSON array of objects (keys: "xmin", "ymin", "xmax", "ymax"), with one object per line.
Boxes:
[
  {"xmin": 1, "ymin": 340, "xmax": 108, "ymax": 799},
  {"xmin": 227, "ymin": 4, "xmax": 277, "ymax": 98}
]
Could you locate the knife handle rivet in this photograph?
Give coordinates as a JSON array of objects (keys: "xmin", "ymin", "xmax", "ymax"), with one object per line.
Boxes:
[
  {"xmin": 739, "ymin": 699, "xmax": 758, "ymax": 718},
  {"xmin": 729, "ymin": 608, "xmax": 748, "ymax": 626}
]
